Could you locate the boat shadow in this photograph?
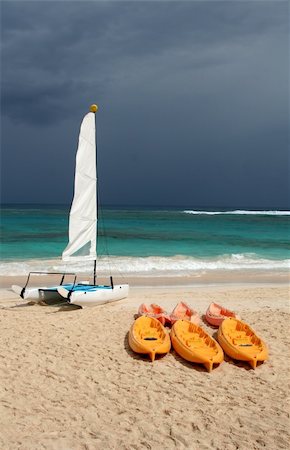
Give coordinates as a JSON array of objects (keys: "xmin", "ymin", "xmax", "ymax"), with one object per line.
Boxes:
[
  {"xmin": 53, "ymin": 303, "xmax": 82, "ymax": 312},
  {"xmin": 170, "ymin": 348, "xmax": 211, "ymax": 372},
  {"xmin": 2, "ymin": 302, "xmax": 35, "ymax": 309},
  {"xmin": 0, "ymin": 301, "xmax": 52, "ymax": 310},
  {"xmin": 3, "ymin": 301, "xmax": 82, "ymax": 313},
  {"xmin": 222, "ymin": 355, "xmax": 254, "ymax": 371}
]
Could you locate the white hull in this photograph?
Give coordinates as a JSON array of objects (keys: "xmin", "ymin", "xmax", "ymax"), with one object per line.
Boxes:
[
  {"xmin": 57, "ymin": 284, "xmax": 129, "ymax": 307},
  {"xmin": 12, "ymin": 284, "xmax": 47, "ymax": 301},
  {"xmin": 11, "ymin": 284, "xmax": 73, "ymax": 303}
]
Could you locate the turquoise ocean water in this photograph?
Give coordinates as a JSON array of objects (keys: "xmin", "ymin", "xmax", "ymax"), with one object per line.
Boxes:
[{"xmin": 0, "ymin": 205, "xmax": 289, "ymax": 276}]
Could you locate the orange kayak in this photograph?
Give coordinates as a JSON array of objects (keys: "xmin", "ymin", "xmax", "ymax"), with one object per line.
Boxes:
[
  {"xmin": 137, "ymin": 303, "xmax": 170, "ymax": 325},
  {"xmin": 170, "ymin": 302, "xmax": 200, "ymax": 325},
  {"xmin": 205, "ymin": 302, "xmax": 239, "ymax": 327},
  {"xmin": 171, "ymin": 320, "xmax": 224, "ymax": 372},
  {"xmin": 218, "ymin": 317, "xmax": 268, "ymax": 369},
  {"xmin": 129, "ymin": 316, "xmax": 171, "ymax": 361}
]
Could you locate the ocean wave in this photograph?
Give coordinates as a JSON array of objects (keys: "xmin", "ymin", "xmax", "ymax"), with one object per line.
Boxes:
[
  {"xmin": 0, "ymin": 254, "xmax": 289, "ymax": 276},
  {"xmin": 183, "ymin": 210, "xmax": 290, "ymax": 216}
]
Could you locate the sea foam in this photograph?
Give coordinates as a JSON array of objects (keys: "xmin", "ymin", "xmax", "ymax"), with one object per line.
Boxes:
[
  {"xmin": 1, "ymin": 254, "xmax": 289, "ymax": 277},
  {"xmin": 183, "ymin": 210, "xmax": 290, "ymax": 216}
]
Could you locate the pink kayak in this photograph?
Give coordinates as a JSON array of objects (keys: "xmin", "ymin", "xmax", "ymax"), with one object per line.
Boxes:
[
  {"xmin": 205, "ymin": 302, "xmax": 239, "ymax": 327},
  {"xmin": 137, "ymin": 303, "xmax": 170, "ymax": 326},
  {"xmin": 170, "ymin": 302, "xmax": 200, "ymax": 325}
]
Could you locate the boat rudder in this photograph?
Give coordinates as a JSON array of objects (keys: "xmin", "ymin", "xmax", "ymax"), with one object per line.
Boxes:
[
  {"xmin": 57, "ymin": 287, "xmax": 69, "ymax": 299},
  {"xmin": 11, "ymin": 285, "xmax": 23, "ymax": 296}
]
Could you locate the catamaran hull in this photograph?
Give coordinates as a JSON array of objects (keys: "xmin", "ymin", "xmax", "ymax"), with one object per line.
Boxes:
[
  {"xmin": 12, "ymin": 284, "xmax": 49, "ymax": 301},
  {"xmin": 57, "ymin": 284, "xmax": 129, "ymax": 307},
  {"xmin": 11, "ymin": 284, "xmax": 74, "ymax": 303}
]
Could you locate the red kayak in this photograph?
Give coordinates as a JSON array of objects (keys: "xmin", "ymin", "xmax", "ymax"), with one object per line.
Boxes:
[
  {"xmin": 170, "ymin": 302, "xmax": 200, "ymax": 325},
  {"xmin": 205, "ymin": 302, "xmax": 239, "ymax": 327},
  {"xmin": 137, "ymin": 303, "xmax": 170, "ymax": 325}
]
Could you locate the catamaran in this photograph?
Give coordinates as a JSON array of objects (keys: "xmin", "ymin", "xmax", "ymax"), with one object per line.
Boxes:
[{"xmin": 12, "ymin": 104, "xmax": 129, "ymax": 307}]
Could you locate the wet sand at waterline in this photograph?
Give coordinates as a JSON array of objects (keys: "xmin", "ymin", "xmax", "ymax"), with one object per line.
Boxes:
[
  {"xmin": 0, "ymin": 268, "xmax": 289, "ymax": 289},
  {"xmin": 0, "ymin": 278, "xmax": 289, "ymax": 449}
]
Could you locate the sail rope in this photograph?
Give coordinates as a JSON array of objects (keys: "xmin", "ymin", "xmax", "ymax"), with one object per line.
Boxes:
[
  {"xmin": 97, "ymin": 190, "xmax": 128, "ymax": 283},
  {"xmin": 95, "ymin": 117, "xmax": 127, "ymax": 284}
]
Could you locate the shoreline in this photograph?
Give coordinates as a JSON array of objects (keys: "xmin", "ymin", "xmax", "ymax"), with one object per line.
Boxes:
[{"xmin": 0, "ymin": 269, "xmax": 289, "ymax": 289}]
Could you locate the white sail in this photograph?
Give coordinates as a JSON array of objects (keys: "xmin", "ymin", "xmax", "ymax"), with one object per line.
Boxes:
[{"xmin": 62, "ymin": 111, "xmax": 97, "ymax": 261}]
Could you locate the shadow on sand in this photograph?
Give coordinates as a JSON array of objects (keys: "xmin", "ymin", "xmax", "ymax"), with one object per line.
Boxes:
[{"xmin": 2, "ymin": 300, "xmax": 82, "ymax": 313}]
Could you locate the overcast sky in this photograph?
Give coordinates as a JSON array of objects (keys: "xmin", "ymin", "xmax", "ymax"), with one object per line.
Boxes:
[{"xmin": 1, "ymin": 0, "xmax": 289, "ymax": 208}]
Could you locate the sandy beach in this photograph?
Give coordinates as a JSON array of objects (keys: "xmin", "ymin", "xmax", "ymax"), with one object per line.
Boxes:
[{"xmin": 0, "ymin": 277, "xmax": 289, "ymax": 450}]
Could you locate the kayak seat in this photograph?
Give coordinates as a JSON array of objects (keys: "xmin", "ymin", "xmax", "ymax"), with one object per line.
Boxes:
[{"xmin": 233, "ymin": 338, "xmax": 252, "ymax": 346}]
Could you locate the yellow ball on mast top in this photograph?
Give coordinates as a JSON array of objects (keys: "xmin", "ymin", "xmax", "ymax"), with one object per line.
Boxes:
[{"xmin": 90, "ymin": 104, "xmax": 98, "ymax": 113}]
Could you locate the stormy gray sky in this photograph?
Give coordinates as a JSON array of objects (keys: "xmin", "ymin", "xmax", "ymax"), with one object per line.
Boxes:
[{"xmin": 1, "ymin": 0, "xmax": 289, "ymax": 208}]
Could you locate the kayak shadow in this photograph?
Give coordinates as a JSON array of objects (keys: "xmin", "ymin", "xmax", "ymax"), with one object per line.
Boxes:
[
  {"xmin": 222, "ymin": 354, "xmax": 253, "ymax": 371},
  {"xmin": 170, "ymin": 348, "xmax": 210, "ymax": 372}
]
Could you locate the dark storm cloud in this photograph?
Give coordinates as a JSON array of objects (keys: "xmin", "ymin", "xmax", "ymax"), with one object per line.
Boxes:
[
  {"xmin": 1, "ymin": 1, "xmax": 289, "ymax": 207},
  {"xmin": 2, "ymin": 2, "xmax": 111, "ymax": 123},
  {"xmin": 2, "ymin": 1, "xmax": 286, "ymax": 125}
]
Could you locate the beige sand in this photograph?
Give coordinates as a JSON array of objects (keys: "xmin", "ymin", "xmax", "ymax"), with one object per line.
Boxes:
[{"xmin": 0, "ymin": 281, "xmax": 289, "ymax": 449}]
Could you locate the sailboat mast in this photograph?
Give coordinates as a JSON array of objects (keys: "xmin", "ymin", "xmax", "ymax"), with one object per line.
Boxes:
[
  {"xmin": 90, "ymin": 104, "xmax": 98, "ymax": 285},
  {"xmin": 93, "ymin": 260, "xmax": 97, "ymax": 285}
]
